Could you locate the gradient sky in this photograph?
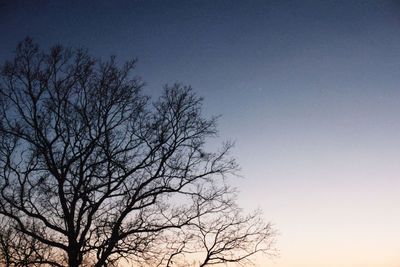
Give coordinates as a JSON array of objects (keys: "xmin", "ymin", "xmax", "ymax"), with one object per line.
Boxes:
[{"xmin": 1, "ymin": 1, "xmax": 400, "ymax": 266}]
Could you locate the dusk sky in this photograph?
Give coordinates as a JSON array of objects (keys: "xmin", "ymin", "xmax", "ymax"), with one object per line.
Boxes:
[{"xmin": 1, "ymin": 1, "xmax": 400, "ymax": 266}]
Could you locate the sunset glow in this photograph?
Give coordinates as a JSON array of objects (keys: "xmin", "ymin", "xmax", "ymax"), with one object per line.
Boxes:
[{"xmin": 1, "ymin": 1, "xmax": 400, "ymax": 266}]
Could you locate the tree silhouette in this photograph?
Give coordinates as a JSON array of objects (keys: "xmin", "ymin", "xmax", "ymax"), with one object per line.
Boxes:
[{"xmin": 0, "ymin": 38, "xmax": 275, "ymax": 266}]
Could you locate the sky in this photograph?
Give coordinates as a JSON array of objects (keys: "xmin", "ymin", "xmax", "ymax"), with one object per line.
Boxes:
[{"xmin": 1, "ymin": 0, "xmax": 400, "ymax": 266}]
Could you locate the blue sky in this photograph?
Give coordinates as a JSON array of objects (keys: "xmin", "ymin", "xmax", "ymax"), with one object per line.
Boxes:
[{"xmin": 1, "ymin": 1, "xmax": 400, "ymax": 266}]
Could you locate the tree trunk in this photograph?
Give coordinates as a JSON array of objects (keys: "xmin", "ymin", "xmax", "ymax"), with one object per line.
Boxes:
[{"xmin": 68, "ymin": 247, "xmax": 81, "ymax": 267}]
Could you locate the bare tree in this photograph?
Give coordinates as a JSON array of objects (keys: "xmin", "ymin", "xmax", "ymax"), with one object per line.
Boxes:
[
  {"xmin": 0, "ymin": 38, "xmax": 275, "ymax": 266},
  {"xmin": 155, "ymin": 194, "xmax": 276, "ymax": 267},
  {"xmin": 195, "ymin": 207, "xmax": 276, "ymax": 267}
]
